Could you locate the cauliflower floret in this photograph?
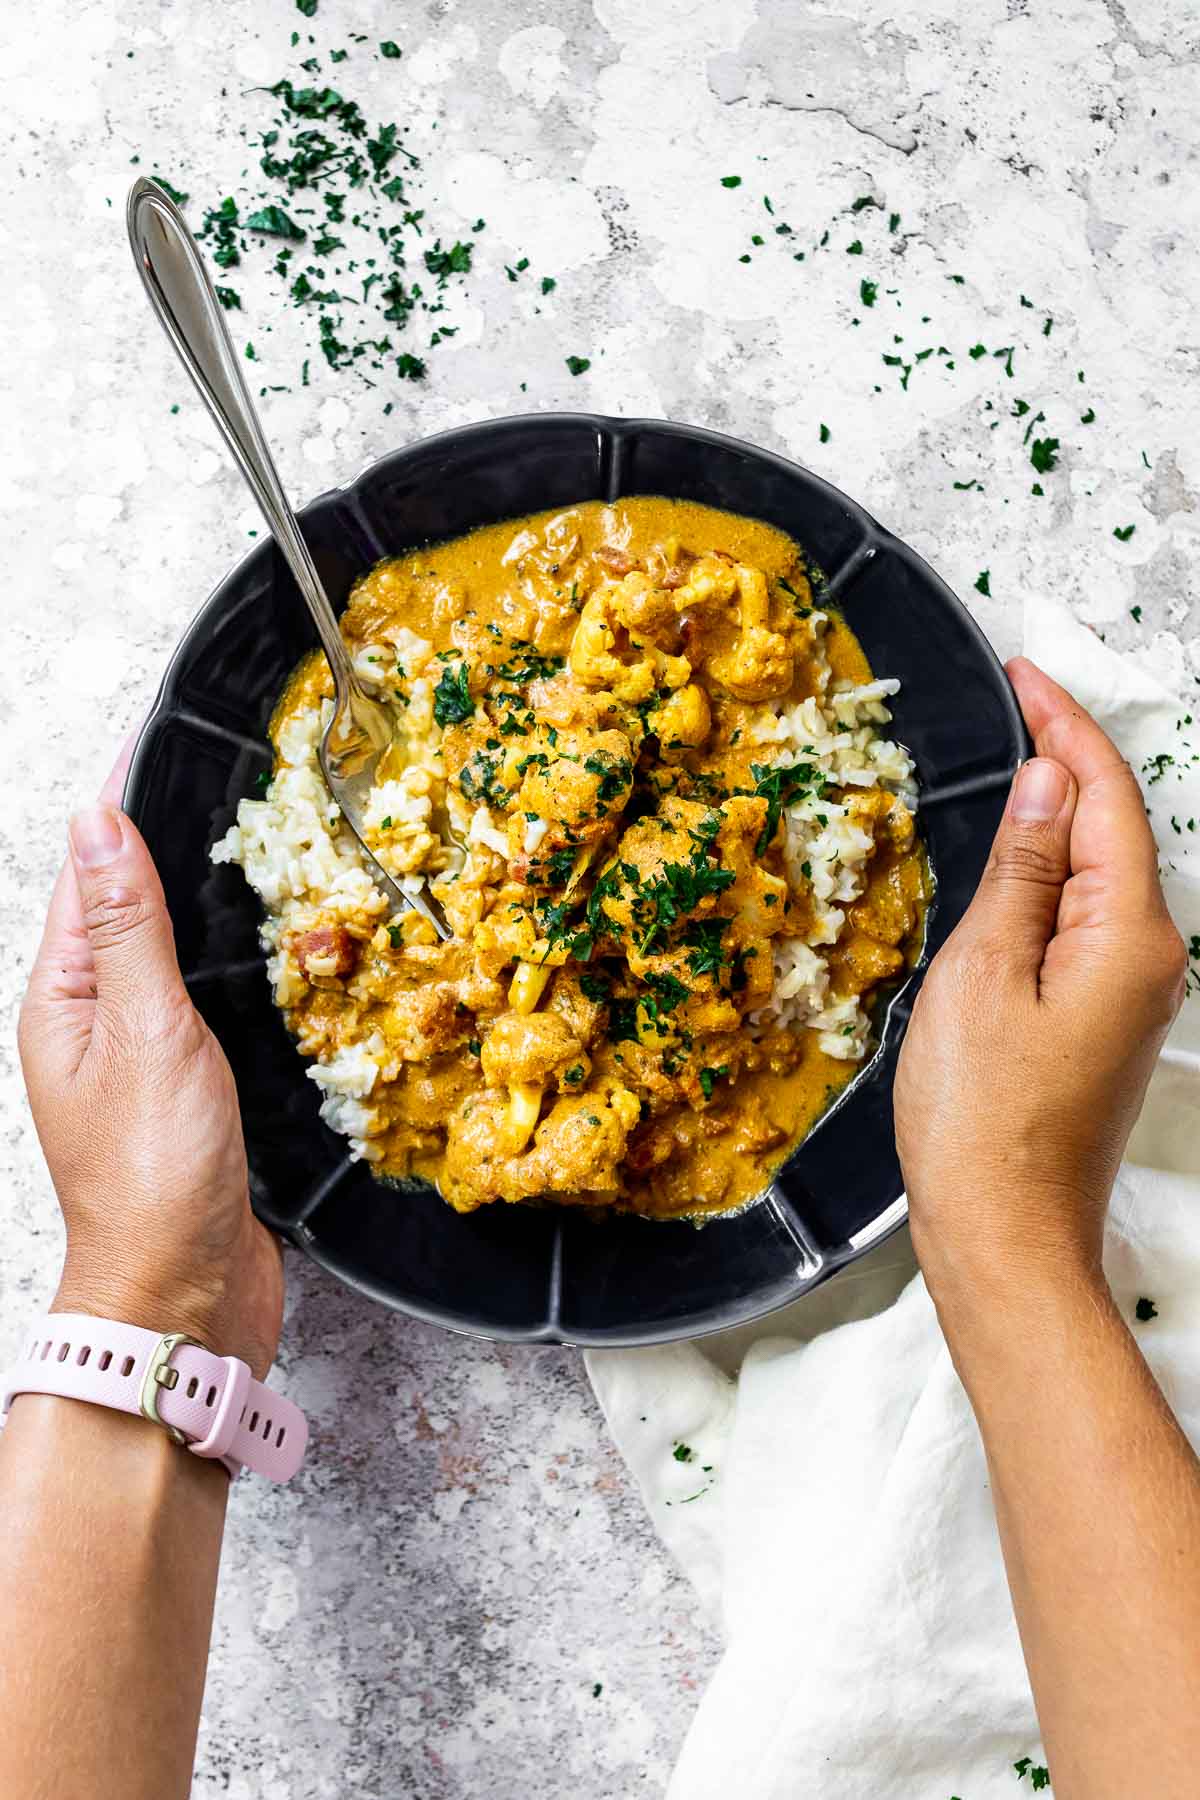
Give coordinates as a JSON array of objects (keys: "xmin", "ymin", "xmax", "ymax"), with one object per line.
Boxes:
[
  {"xmin": 707, "ymin": 565, "xmax": 794, "ymax": 703},
  {"xmin": 516, "ymin": 728, "xmax": 634, "ymax": 845},
  {"xmin": 442, "ymin": 1083, "xmax": 641, "ymax": 1210},
  {"xmin": 648, "ymin": 682, "xmax": 711, "ymax": 757},
  {"xmin": 568, "ymin": 588, "xmax": 690, "ymax": 700},
  {"xmin": 479, "ymin": 1010, "xmax": 586, "ymax": 1090}
]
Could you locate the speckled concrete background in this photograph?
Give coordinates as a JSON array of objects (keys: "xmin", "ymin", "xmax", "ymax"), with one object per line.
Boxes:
[{"xmin": 2, "ymin": 1, "xmax": 1197, "ymax": 1794}]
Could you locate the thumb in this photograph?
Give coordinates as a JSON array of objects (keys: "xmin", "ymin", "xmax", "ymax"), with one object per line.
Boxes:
[
  {"xmin": 67, "ymin": 807, "xmax": 189, "ymax": 1028},
  {"xmin": 957, "ymin": 757, "xmax": 1076, "ymax": 973}
]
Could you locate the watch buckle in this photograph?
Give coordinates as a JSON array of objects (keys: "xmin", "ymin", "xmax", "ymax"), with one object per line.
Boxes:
[{"xmin": 138, "ymin": 1332, "xmax": 205, "ymax": 1447}]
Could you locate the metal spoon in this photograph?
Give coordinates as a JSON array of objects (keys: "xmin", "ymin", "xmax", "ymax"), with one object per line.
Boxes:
[{"xmin": 126, "ymin": 176, "xmax": 451, "ymax": 942}]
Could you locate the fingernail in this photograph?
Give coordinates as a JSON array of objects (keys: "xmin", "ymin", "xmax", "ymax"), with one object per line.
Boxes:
[
  {"xmin": 69, "ymin": 807, "xmax": 125, "ymax": 867},
  {"xmin": 1012, "ymin": 758, "xmax": 1069, "ymax": 822}
]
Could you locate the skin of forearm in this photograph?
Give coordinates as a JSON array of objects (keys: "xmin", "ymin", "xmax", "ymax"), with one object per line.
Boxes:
[
  {"xmin": 929, "ymin": 1255, "xmax": 1200, "ymax": 1800},
  {"xmin": 0, "ymin": 1394, "xmax": 228, "ymax": 1800}
]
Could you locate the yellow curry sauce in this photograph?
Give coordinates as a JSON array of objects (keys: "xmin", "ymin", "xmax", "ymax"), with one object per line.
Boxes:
[{"xmin": 267, "ymin": 499, "xmax": 928, "ymax": 1220}]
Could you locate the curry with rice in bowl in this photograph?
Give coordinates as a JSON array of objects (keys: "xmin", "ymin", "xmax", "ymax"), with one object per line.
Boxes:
[{"xmin": 214, "ymin": 497, "xmax": 929, "ymax": 1220}]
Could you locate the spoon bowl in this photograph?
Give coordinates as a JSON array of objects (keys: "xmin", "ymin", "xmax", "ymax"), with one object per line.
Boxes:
[{"xmin": 126, "ymin": 176, "xmax": 450, "ymax": 941}]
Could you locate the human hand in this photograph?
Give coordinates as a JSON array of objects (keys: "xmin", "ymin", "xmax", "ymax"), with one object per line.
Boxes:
[
  {"xmin": 18, "ymin": 745, "xmax": 284, "ymax": 1378},
  {"xmin": 895, "ymin": 657, "xmax": 1187, "ymax": 1303}
]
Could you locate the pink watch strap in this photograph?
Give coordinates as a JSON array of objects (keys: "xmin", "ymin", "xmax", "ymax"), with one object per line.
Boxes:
[{"xmin": 0, "ymin": 1315, "xmax": 307, "ymax": 1482}]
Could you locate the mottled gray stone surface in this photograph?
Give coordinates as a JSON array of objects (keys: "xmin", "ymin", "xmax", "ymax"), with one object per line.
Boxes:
[{"xmin": 1, "ymin": 0, "xmax": 1197, "ymax": 1793}]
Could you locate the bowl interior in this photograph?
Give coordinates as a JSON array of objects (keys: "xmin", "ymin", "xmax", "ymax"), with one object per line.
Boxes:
[{"xmin": 124, "ymin": 414, "xmax": 1027, "ymax": 1345}]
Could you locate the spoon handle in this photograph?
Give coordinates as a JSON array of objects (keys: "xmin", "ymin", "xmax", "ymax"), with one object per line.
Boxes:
[{"xmin": 126, "ymin": 178, "xmax": 357, "ymax": 701}]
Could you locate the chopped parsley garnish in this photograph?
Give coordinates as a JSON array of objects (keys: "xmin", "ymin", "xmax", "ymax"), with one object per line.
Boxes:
[
  {"xmin": 380, "ymin": 39, "xmax": 402, "ymax": 57},
  {"xmin": 432, "ymin": 661, "xmax": 473, "ymax": 727},
  {"xmin": 541, "ymin": 845, "xmax": 577, "ymax": 886},
  {"xmin": 698, "ymin": 1065, "xmax": 729, "ymax": 1101},
  {"xmin": 457, "ymin": 748, "xmax": 508, "ymax": 806},
  {"xmin": 672, "ymin": 1443, "xmax": 695, "ymax": 1462},
  {"xmin": 975, "ymin": 569, "xmax": 991, "ymax": 597},
  {"xmin": 1013, "ymin": 1759, "xmax": 1050, "ymax": 1790},
  {"xmin": 647, "ymin": 971, "xmax": 689, "ymax": 1014},
  {"xmin": 720, "ymin": 175, "xmax": 742, "ymax": 188},
  {"xmin": 584, "ymin": 753, "xmax": 633, "ymax": 802},
  {"xmin": 386, "ymin": 923, "xmax": 403, "ymax": 948},
  {"xmin": 681, "ymin": 916, "xmax": 731, "ymax": 979},
  {"xmin": 859, "ymin": 279, "xmax": 877, "ymax": 307},
  {"xmin": 637, "ymin": 854, "xmax": 735, "ymax": 954},
  {"xmin": 564, "ymin": 1064, "xmax": 585, "ymax": 1084},
  {"xmin": 565, "ymin": 354, "xmax": 591, "ymax": 376},
  {"xmin": 1113, "ymin": 523, "xmax": 1136, "ymax": 541},
  {"xmin": 1135, "ymin": 1296, "xmax": 1158, "ymax": 1322},
  {"xmin": 607, "ymin": 996, "xmax": 641, "ymax": 1042},
  {"xmin": 749, "ymin": 759, "xmax": 821, "ymax": 855},
  {"xmin": 579, "ymin": 969, "xmax": 612, "ymax": 1003},
  {"xmin": 489, "ymin": 642, "xmax": 564, "ymax": 685},
  {"xmin": 819, "ymin": 422, "xmax": 831, "ymax": 444},
  {"xmin": 254, "ymin": 769, "xmax": 272, "ymax": 794}
]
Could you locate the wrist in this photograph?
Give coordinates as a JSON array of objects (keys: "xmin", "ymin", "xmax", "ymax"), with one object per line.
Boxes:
[
  {"xmin": 909, "ymin": 1174, "xmax": 1108, "ymax": 1313},
  {"xmin": 53, "ymin": 1261, "xmax": 242, "ymax": 1366},
  {"xmin": 917, "ymin": 1219, "xmax": 1114, "ymax": 1399},
  {"xmin": 6, "ymin": 1390, "xmax": 232, "ymax": 1502}
]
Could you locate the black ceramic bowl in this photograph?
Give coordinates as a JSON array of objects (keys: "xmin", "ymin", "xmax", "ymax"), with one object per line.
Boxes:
[{"xmin": 124, "ymin": 414, "xmax": 1027, "ymax": 1346}]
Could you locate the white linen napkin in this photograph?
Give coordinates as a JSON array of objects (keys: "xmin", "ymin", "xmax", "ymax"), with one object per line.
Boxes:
[{"xmin": 587, "ymin": 597, "xmax": 1200, "ymax": 1798}]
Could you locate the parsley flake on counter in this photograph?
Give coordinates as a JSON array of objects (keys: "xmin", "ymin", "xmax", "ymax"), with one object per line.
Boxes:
[
  {"xmin": 975, "ymin": 570, "xmax": 991, "ymax": 597},
  {"xmin": 859, "ymin": 279, "xmax": 877, "ymax": 307},
  {"xmin": 1014, "ymin": 1758, "xmax": 1051, "ymax": 1790},
  {"xmin": 214, "ymin": 285, "xmax": 241, "ymax": 310},
  {"xmin": 819, "ymin": 422, "xmax": 831, "ymax": 443},
  {"xmin": 179, "ymin": 56, "xmax": 480, "ymax": 398},
  {"xmin": 1113, "ymin": 523, "xmax": 1136, "ymax": 541},
  {"xmin": 592, "ymin": 1682, "xmax": 603, "ymax": 1698},
  {"xmin": 1029, "ymin": 436, "xmax": 1060, "ymax": 474},
  {"xmin": 720, "ymin": 174, "xmax": 742, "ymax": 188},
  {"xmin": 1135, "ymin": 1296, "xmax": 1158, "ymax": 1322},
  {"xmin": 296, "ymin": 0, "xmax": 318, "ymax": 13},
  {"xmin": 380, "ymin": 39, "xmax": 402, "ymax": 57},
  {"xmin": 1080, "ymin": 406, "xmax": 1096, "ymax": 423},
  {"xmin": 245, "ymin": 203, "xmax": 305, "ymax": 240},
  {"xmin": 1130, "ymin": 605, "xmax": 1143, "ymax": 623},
  {"xmin": 672, "ymin": 1443, "xmax": 695, "ymax": 1463},
  {"xmin": 153, "ymin": 175, "xmax": 189, "ymax": 205},
  {"xmin": 846, "ymin": 238, "xmax": 863, "ymax": 254},
  {"xmin": 565, "ymin": 354, "xmax": 591, "ymax": 376},
  {"xmin": 541, "ymin": 275, "xmax": 557, "ymax": 294}
]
